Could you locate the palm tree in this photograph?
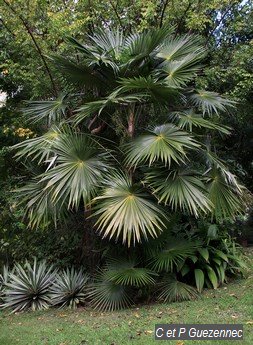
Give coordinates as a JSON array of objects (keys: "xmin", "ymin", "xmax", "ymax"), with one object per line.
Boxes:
[{"xmin": 14, "ymin": 27, "xmax": 245, "ymax": 247}]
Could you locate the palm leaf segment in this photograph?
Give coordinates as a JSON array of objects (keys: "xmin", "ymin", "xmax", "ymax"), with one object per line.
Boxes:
[
  {"xmin": 18, "ymin": 178, "xmax": 68, "ymax": 229},
  {"xmin": 93, "ymin": 173, "xmax": 166, "ymax": 246},
  {"xmin": 87, "ymin": 270, "xmax": 132, "ymax": 311},
  {"xmin": 67, "ymin": 29, "xmax": 125, "ymax": 71},
  {"xmin": 145, "ymin": 168, "xmax": 212, "ymax": 217},
  {"xmin": 190, "ymin": 91, "xmax": 234, "ymax": 116},
  {"xmin": 205, "ymin": 167, "xmax": 245, "ymax": 220},
  {"xmin": 15, "ymin": 129, "xmax": 111, "ymax": 228},
  {"xmin": 171, "ymin": 110, "xmax": 230, "ymax": 134},
  {"xmin": 149, "ymin": 238, "xmax": 200, "ymax": 272},
  {"xmin": 122, "ymin": 25, "xmax": 173, "ymax": 67},
  {"xmin": 158, "ymin": 274, "xmax": 199, "ymax": 302},
  {"xmin": 13, "ymin": 125, "xmax": 62, "ymax": 164},
  {"xmin": 104, "ymin": 259, "xmax": 157, "ymax": 287},
  {"xmin": 22, "ymin": 94, "xmax": 68, "ymax": 125},
  {"xmin": 125, "ymin": 124, "xmax": 199, "ymax": 168},
  {"xmin": 156, "ymin": 35, "xmax": 206, "ymax": 87},
  {"xmin": 41, "ymin": 132, "xmax": 111, "ymax": 209},
  {"xmin": 117, "ymin": 76, "xmax": 178, "ymax": 102}
]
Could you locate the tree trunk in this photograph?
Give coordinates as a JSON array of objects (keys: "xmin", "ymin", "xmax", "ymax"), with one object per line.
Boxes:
[{"xmin": 127, "ymin": 105, "xmax": 135, "ymax": 138}]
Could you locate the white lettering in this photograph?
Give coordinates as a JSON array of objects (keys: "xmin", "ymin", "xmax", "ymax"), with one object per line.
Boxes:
[
  {"xmin": 237, "ymin": 330, "xmax": 243, "ymax": 338},
  {"xmin": 156, "ymin": 327, "xmax": 164, "ymax": 338},
  {"xmin": 178, "ymin": 327, "xmax": 186, "ymax": 337}
]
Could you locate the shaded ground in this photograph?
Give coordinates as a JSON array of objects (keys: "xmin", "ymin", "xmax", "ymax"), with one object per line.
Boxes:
[{"xmin": 0, "ymin": 249, "xmax": 252, "ymax": 345}]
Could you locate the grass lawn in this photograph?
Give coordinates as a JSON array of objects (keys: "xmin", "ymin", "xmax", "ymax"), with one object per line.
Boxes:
[{"xmin": 0, "ymin": 249, "xmax": 252, "ymax": 345}]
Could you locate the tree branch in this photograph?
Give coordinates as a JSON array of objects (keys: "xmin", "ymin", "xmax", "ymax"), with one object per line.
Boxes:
[
  {"xmin": 88, "ymin": 114, "xmax": 98, "ymax": 130},
  {"xmin": 108, "ymin": 0, "xmax": 124, "ymax": 30},
  {"xmin": 0, "ymin": 18, "xmax": 16, "ymax": 37},
  {"xmin": 3, "ymin": 0, "xmax": 58, "ymax": 96},
  {"xmin": 159, "ymin": 0, "xmax": 169, "ymax": 28},
  {"xmin": 174, "ymin": 1, "xmax": 192, "ymax": 37},
  {"xmin": 205, "ymin": 5, "xmax": 234, "ymax": 45},
  {"xmin": 91, "ymin": 121, "xmax": 106, "ymax": 134}
]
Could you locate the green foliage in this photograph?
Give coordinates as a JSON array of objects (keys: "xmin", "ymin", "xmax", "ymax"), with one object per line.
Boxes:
[
  {"xmin": 190, "ymin": 91, "xmax": 234, "ymax": 116},
  {"xmin": 170, "ymin": 221, "xmax": 248, "ymax": 292},
  {"xmin": 0, "ymin": 266, "xmax": 11, "ymax": 302},
  {"xmin": 10, "ymin": 27, "xmax": 246, "ymax": 248},
  {"xmin": 148, "ymin": 237, "xmax": 200, "ymax": 272},
  {"xmin": 87, "ymin": 270, "xmax": 132, "ymax": 311},
  {"xmin": 93, "ymin": 172, "xmax": 166, "ymax": 246},
  {"xmin": 0, "ymin": 1, "xmax": 251, "ymax": 313},
  {"xmin": 103, "ymin": 259, "xmax": 157, "ymax": 287},
  {"xmin": 171, "ymin": 110, "xmax": 231, "ymax": 134},
  {"xmin": 125, "ymin": 124, "xmax": 199, "ymax": 168},
  {"xmin": 145, "ymin": 168, "xmax": 211, "ymax": 217},
  {"xmin": 158, "ymin": 274, "xmax": 199, "ymax": 302},
  {"xmin": 23, "ymin": 94, "xmax": 68, "ymax": 125},
  {"xmin": 2, "ymin": 259, "xmax": 56, "ymax": 312},
  {"xmin": 194, "ymin": 269, "xmax": 205, "ymax": 292},
  {"xmin": 0, "ymin": 204, "xmax": 84, "ymax": 268},
  {"xmin": 50, "ymin": 267, "xmax": 89, "ymax": 309},
  {"xmin": 206, "ymin": 167, "xmax": 245, "ymax": 220}
]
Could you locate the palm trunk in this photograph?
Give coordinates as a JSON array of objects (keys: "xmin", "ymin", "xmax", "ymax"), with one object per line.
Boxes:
[
  {"xmin": 127, "ymin": 105, "xmax": 135, "ymax": 138},
  {"xmin": 79, "ymin": 204, "xmax": 96, "ymax": 270},
  {"xmin": 127, "ymin": 105, "xmax": 135, "ymax": 181}
]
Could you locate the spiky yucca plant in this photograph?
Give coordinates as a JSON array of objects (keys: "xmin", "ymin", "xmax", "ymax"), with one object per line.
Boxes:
[
  {"xmin": 50, "ymin": 267, "xmax": 89, "ymax": 309},
  {"xmin": 3, "ymin": 259, "xmax": 56, "ymax": 312},
  {"xmin": 0, "ymin": 266, "xmax": 11, "ymax": 304}
]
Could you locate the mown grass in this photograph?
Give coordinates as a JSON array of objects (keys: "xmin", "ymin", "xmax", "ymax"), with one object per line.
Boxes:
[{"xmin": 0, "ymin": 249, "xmax": 252, "ymax": 345}]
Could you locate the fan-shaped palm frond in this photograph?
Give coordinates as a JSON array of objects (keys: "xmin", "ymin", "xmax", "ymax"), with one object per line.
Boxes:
[
  {"xmin": 88, "ymin": 28, "xmax": 125, "ymax": 60},
  {"xmin": 13, "ymin": 126, "xmax": 63, "ymax": 164},
  {"xmin": 190, "ymin": 90, "xmax": 234, "ymax": 116},
  {"xmin": 41, "ymin": 132, "xmax": 111, "ymax": 208},
  {"xmin": 23, "ymin": 94, "xmax": 68, "ymax": 125},
  {"xmin": 205, "ymin": 167, "xmax": 244, "ymax": 220},
  {"xmin": 66, "ymin": 38, "xmax": 120, "ymax": 73},
  {"xmin": 104, "ymin": 259, "xmax": 157, "ymax": 287},
  {"xmin": 158, "ymin": 274, "xmax": 199, "ymax": 302},
  {"xmin": 50, "ymin": 267, "xmax": 89, "ymax": 309},
  {"xmin": 196, "ymin": 148, "xmax": 227, "ymax": 171},
  {"xmin": 148, "ymin": 238, "xmax": 200, "ymax": 272},
  {"xmin": 92, "ymin": 172, "xmax": 166, "ymax": 246},
  {"xmin": 74, "ymin": 91, "xmax": 146, "ymax": 125},
  {"xmin": 87, "ymin": 270, "xmax": 132, "ymax": 311},
  {"xmin": 125, "ymin": 124, "xmax": 199, "ymax": 168},
  {"xmin": 50, "ymin": 55, "xmax": 107, "ymax": 89},
  {"xmin": 145, "ymin": 168, "xmax": 212, "ymax": 217},
  {"xmin": 154, "ymin": 36, "xmax": 206, "ymax": 87},
  {"xmin": 157, "ymin": 34, "xmax": 205, "ymax": 63},
  {"xmin": 117, "ymin": 76, "xmax": 178, "ymax": 102},
  {"xmin": 123, "ymin": 26, "xmax": 173, "ymax": 66},
  {"xmin": 161, "ymin": 53, "xmax": 204, "ymax": 87},
  {"xmin": 170, "ymin": 110, "xmax": 230, "ymax": 134},
  {"xmin": 17, "ymin": 178, "xmax": 68, "ymax": 229}
]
